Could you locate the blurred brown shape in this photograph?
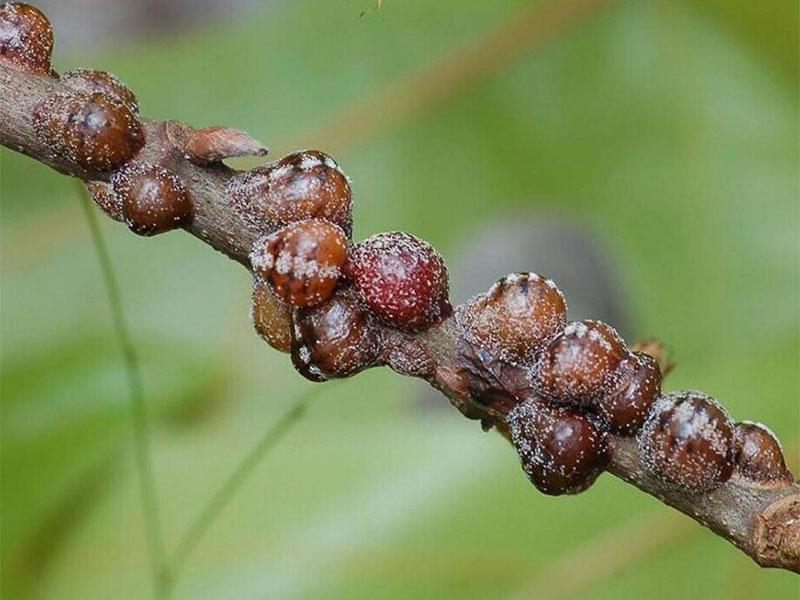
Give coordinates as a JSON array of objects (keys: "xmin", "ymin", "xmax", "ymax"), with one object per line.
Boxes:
[{"xmin": 632, "ymin": 338, "xmax": 675, "ymax": 377}]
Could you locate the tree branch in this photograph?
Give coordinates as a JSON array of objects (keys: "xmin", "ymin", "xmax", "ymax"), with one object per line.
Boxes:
[{"xmin": 1, "ymin": 61, "xmax": 797, "ymax": 574}]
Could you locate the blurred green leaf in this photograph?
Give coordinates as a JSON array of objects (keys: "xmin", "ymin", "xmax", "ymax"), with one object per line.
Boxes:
[
  {"xmin": 0, "ymin": 334, "xmax": 220, "ymax": 597},
  {"xmin": 689, "ymin": 0, "xmax": 799, "ymax": 78}
]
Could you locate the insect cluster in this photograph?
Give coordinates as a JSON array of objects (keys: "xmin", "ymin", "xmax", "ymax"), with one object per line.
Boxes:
[
  {"xmin": 235, "ymin": 149, "xmax": 451, "ymax": 380},
  {"xmin": 5, "ymin": 2, "xmax": 793, "ymax": 506},
  {"xmin": 454, "ymin": 272, "xmax": 792, "ymax": 495},
  {"xmin": 234, "ymin": 143, "xmax": 793, "ymax": 498},
  {"xmin": 1, "ymin": 2, "xmax": 193, "ymax": 235}
]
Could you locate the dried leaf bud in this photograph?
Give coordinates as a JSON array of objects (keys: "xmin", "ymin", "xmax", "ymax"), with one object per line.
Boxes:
[
  {"xmin": 638, "ymin": 391, "xmax": 735, "ymax": 492},
  {"xmin": 250, "ymin": 219, "xmax": 348, "ymax": 308},
  {"xmin": 345, "ymin": 231, "xmax": 451, "ymax": 331},
  {"xmin": 291, "ymin": 289, "xmax": 382, "ymax": 381},
  {"xmin": 507, "ymin": 398, "xmax": 610, "ymax": 496},
  {"xmin": 0, "ymin": 3, "xmax": 53, "ymax": 75},
  {"xmin": 598, "ymin": 351, "xmax": 661, "ymax": 435},
  {"xmin": 33, "ymin": 91, "xmax": 144, "ymax": 173},
  {"xmin": 533, "ymin": 320, "xmax": 627, "ymax": 405},
  {"xmin": 250, "ymin": 277, "xmax": 292, "ymax": 353},
  {"xmin": 61, "ymin": 69, "xmax": 139, "ymax": 114},
  {"xmin": 458, "ymin": 273, "xmax": 567, "ymax": 365},
  {"xmin": 733, "ymin": 421, "xmax": 793, "ymax": 486},
  {"xmin": 227, "ymin": 150, "xmax": 352, "ymax": 237},
  {"xmin": 112, "ymin": 162, "xmax": 192, "ymax": 236},
  {"xmin": 183, "ymin": 125, "xmax": 267, "ymax": 165},
  {"xmin": 85, "ymin": 180, "xmax": 122, "ymax": 221}
]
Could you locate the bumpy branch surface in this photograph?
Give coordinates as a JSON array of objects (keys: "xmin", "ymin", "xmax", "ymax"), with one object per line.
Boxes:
[{"xmin": 1, "ymin": 63, "xmax": 798, "ymax": 573}]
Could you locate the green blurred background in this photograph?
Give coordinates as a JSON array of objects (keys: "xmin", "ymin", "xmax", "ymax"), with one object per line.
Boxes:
[{"xmin": 1, "ymin": 0, "xmax": 798, "ymax": 598}]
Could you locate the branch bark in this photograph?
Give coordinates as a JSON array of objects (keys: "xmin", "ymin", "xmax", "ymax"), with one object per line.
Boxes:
[{"xmin": 1, "ymin": 63, "xmax": 797, "ymax": 574}]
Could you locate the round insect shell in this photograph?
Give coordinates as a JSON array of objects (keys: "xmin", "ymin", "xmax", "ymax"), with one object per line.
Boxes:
[
  {"xmin": 290, "ymin": 289, "xmax": 382, "ymax": 381},
  {"xmin": 113, "ymin": 162, "xmax": 193, "ymax": 236},
  {"xmin": 85, "ymin": 181, "xmax": 123, "ymax": 222},
  {"xmin": 732, "ymin": 421, "xmax": 793, "ymax": 486},
  {"xmin": 250, "ymin": 218, "xmax": 348, "ymax": 308},
  {"xmin": 61, "ymin": 68, "xmax": 139, "ymax": 114},
  {"xmin": 227, "ymin": 150, "xmax": 353, "ymax": 237},
  {"xmin": 250, "ymin": 277, "xmax": 292, "ymax": 353},
  {"xmin": 638, "ymin": 391, "xmax": 735, "ymax": 493},
  {"xmin": 345, "ymin": 231, "xmax": 452, "ymax": 331},
  {"xmin": 459, "ymin": 272, "xmax": 567, "ymax": 364},
  {"xmin": 507, "ymin": 397, "xmax": 610, "ymax": 496},
  {"xmin": 0, "ymin": 2, "xmax": 54, "ymax": 75},
  {"xmin": 598, "ymin": 351, "xmax": 662, "ymax": 435},
  {"xmin": 33, "ymin": 91, "xmax": 144, "ymax": 173},
  {"xmin": 533, "ymin": 319, "xmax": 627, "ymax": 405}
]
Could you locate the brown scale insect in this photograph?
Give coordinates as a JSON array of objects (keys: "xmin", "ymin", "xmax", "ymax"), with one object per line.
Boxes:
[
  {"xmin": 0, "ymin": 2, "xmax": 53, "ymax": 76},
  {"xmin": 345, "ymin": 231, "xmax": 451, "ymax": 332},
  {"xmin": 291, "ymin": 288, "xmax": 382, "ymax": 381},
  {"xmin": 533, "ymin": 319, "xmax": 627, "ymax": 405},
  {"xmin": 84, "ymin": 181, "xmax": 123, "ymax": 222},
  {"xmin": 112, "ymin": 162, "xmax": 193, "ymax": 236},
  {"xmin": 597, "ymin": 351, "xmax": 662, "ymax": 435},
  {"xmin": 250, "ymin": 278, "xmax": 292, "ymax": 353},
  {"xmin": 638, "ymin": 391, "xmax": 735, "ymax": 493},
  {"xmin": 732, "ymin": 421, "xmax": 793, "ymax": 486},
  {"xmin": 61, "ymin": 69, "xmax": 139, "ymax": 114},
  {"xmin": 33, "ymin": 91, "xmax": 144, "ymax": 173},
  {"xmin": 227, "ymin": 150, "xmax": 353, "ymax": 237},
  {"xmin": 458, "ymin": 272, "xmax": 567, "ymax": 365},
  {"xmin": 250, "ymin": 218, "xmax": 348, "ymax": 308},
  {"xmin": 507, "ymin": 397, "xmax": 610, "ymax": 496}
]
